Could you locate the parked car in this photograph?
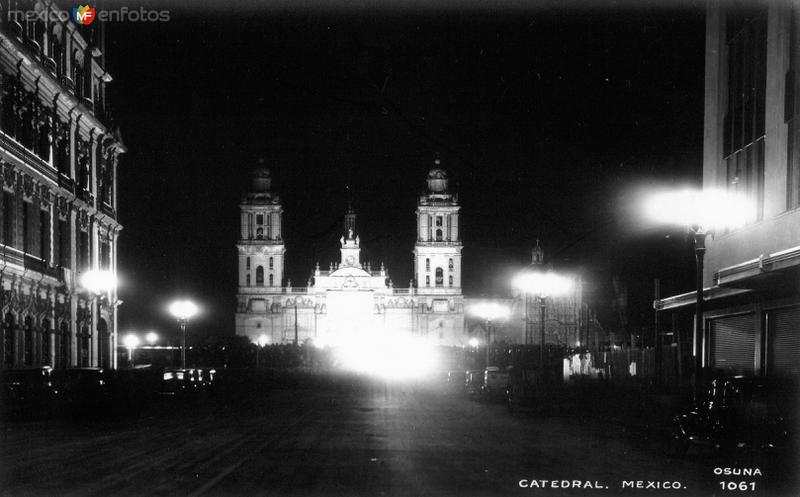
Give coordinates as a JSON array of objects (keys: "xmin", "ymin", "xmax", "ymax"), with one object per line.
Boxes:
[
  {"xmin": 464, "ymin": 370, "xmax": 483, "ymax": 396},
  {"xmin": 669, "ymin": 377, "xmax": 793, "ymax": 457},
  {"xmin": 54, "ymin": 368, "xmax": 111, "ymax": 416},
  {"xmin": 1, "ymin": 367, "xmax": 59, "ymax": 420},
  {"xmin": 482, "ymin": 366, "xmax": 510, "ymax": 400}
]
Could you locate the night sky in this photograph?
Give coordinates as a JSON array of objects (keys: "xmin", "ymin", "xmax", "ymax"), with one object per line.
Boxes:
[{"xmin": 103, "ymin": 1, "xmax": 705, "ymax": 343}]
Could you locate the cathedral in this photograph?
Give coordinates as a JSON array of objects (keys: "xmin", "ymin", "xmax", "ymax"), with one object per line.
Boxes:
[{"xmin": 235, "ymin": 164, "xmax": 466, "ymax": 347}]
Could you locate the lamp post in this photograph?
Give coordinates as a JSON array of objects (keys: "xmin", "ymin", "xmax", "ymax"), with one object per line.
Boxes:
[
  {"xmin": 256, "ymin": 333, "xmax": 268, "ymax": 367},
  {"xmin": 169, "ymin": 300, "xmax": 199, "ymax": 369},
  {"xmin": 122, "ymin": 333, "xmax": 139, "ymax": 368},
  {"xmin": 644, "ymin": 188, "xmax": 752, "ymax": 401},
  {"xmin": 469, "ymin": 302, "xmax": 510, "ymax": 369},
  {"xmin": 514, "ymin": 271, "xmax": 572, "ymax": 380},
  {"xmin": 145, "ymin": 331, "xmax": 158, "ymax": 346},
  {"xmin": 79, "ymin": 269, "xmax": 118, "ymax": 369}
]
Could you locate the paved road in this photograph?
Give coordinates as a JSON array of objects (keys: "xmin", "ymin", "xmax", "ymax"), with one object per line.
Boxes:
[{"xmin": 1, "ymin": 373, "xmax": 796, "ymax": 497}]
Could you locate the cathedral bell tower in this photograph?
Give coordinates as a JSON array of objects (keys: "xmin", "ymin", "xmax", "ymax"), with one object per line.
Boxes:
[
  {"xmin": 413, "ymin": 160, "xmax": 462, "ymax": 291},
  {"xmin": 340, "ymin": 202, "xmax": 361, "ymax": 268},
  {"xmin": 237, "ymin": 167, "xmax": 285, "ymax": 289}
]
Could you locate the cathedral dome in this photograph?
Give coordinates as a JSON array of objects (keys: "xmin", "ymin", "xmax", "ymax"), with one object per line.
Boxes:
[
  {"xmin": 251, "ymin": 167, "xmax": 272, "ymax": 192},
  {"xmin": 426, "ymin": 166, "xmax": 448, "ymax": 193}
]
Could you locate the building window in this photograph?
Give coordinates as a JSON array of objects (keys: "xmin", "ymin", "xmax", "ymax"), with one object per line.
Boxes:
[
  {"xmin": 246, "ymin": 274, "xmax": 251, "ymax": 286},
  {"xmin": 269, "ymin": 274, "xmax": 274, "ymax": 287},
  {"xmin": 22, "ymin": 201, "xmax": 30, "ymax": 253},
  {"xmin": 58, "ymin": 219, "xmax": 70, "ymax": 269},
  {"xmin": 246, "ymin": 257, "xmax": 251, "ymax": 270},
  {"xmin": 3, "ymin": 313, "xmax": 14, "ymax": 369},
  {"xmin": 100, "ymin": 240, "xmax": 110, "ymax": 270},
  {"xmin": 79, "ymin": 231, "xmax": 89, "ymax": 271},
  {"xmin": 256, "ymin": 266, "xmax": 264, "ymax": 286},
  {"xmin": 41, "ymin": 319, "xmax": 50, "ymax": 367},
  {"xmin": 448, "ymin": 258, "xmax": 453, "ymax": 271},
  {"xmin": 436, "ymin": 229, "xmax": 443, "ymax": 241},
  {"xmin": 256, "ymin": 227, "xmax": 263, "ymax": 239},
  {"xmin": 2, "ymin": 191, "xmax": 14, "ymax": 246},
  {"xmin": 79, "ymin": 326, "xmax": 89, "ymax": 367},
  {"xmin": 449, "ymin": 275, "xmax": 453, "ymax": 287},
  {"xmin": 40, "ymin": 210, "xmax": 50, "ymax": 262},
  {"xmin": 425, "ymin": 275, "xmax": 430, "ymax": 287},
  {"xmin": 59, "ymin": 322, "xmax": 69, "ymax": 369},
  {"xmin": 267, "ymin": 213, "xmax": 272, "ymax": 239},
  {"xmin": 723, "ymin": 6, "xmax": 767, "ymax": 220},
  {"xmin": 425, "ymin": 258, "xmax": 430, "ymax": 271},
  {"xmin": 436, "ymin": 216, "xmax": 443, "ymax": 227},
  {"xmin": 269, "ymin": 257, "xmax": 274, "ymax": 269},
  {"xmin": 23, "ymin": 316, "xmax": 32, "ymax": 366},
  {"xmin": 256, "ymin": 213, "xmax": 264, "ymax": 225},
  {"xmin": 435, "ymin": 268, "xmax": 443, "ymax": 287}
]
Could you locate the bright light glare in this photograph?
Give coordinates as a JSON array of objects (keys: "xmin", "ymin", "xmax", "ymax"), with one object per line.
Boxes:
[
  {"xmin": 468, "ymin": 337, "xmax": 480, "ymax": 348},
  {"xmin": 169, "ymin": 300, "xmax": 199, "ymax": 320},
  {"xmin": 469, "ymin": 301, "xmax": 510, "ymax": 321},
  {"xmin": 514, "ymin": 271, "xmax": 572, "ymax": 297},
  {"xmin": 145, "ymin": 332, "xmax": 158, "ymax": 345},
  {"xmin": 643, "ymin": 188, "xmax": 753, "ymax": 231},
  {"xmin": 80, "ymin": 270, "xmax": 117, "ymax": 294},
  {"xmin": 257, "ymin": 334, "xmax": 269, "ymax": 347},
  {"xmin": 325, "ymin": 331, "xmax": 440, "ymax": 380},
  {"xmin": 123, "ymin": 333, "xmax": 140, "ymax": 349}
]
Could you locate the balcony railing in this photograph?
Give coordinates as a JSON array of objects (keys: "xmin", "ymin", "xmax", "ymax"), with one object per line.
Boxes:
[{"xmin": 0, "ymin": 245, "xmax": 64, "ymax": 281}]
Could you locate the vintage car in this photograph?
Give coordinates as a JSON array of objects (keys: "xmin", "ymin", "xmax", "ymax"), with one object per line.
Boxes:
[
  {"xmin": 1, "ymin": 367, "xmax": 59, "ymax": 420},
  {"xmin": 53, "ymin": 368, "xmax": 111, "ymax": 416},
  {"xmin": 481, "ymin": 366, "xmax": 510, "ymax": 400},
  {"xmin": 464, "ymin": 370, "xmax": 483, "ymax": 396},
  {"xmin": 669, "ymin": 377, "xmax": 793, "ymax": 457}
]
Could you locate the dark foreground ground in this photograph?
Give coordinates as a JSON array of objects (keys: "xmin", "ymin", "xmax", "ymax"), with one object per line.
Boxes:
[{"xmin": 1, "ymin": 371, "xmax": 797, "ymax": 497}]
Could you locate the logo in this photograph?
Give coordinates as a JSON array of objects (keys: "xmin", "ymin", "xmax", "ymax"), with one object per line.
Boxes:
[{"xmin": 72, "ymin": 5, "xmax": 95, "ymax": 25}]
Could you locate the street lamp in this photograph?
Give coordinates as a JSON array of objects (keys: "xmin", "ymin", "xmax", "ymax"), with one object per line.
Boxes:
[
  {"xmin": 122, "ymin": 333, "xmax": 139, "ymax": 368},
  {"xmin": 145, "ymin": 331, "xmax": 158, "ymax": 346},
  {"xmin": 513, "ymin": 271, "xmax": 573, "ymax": 379},
  {"xmin": 469, "ymin": 302, "xmax": 510, "ymax": 368},
  {"xmin": 80, "ymin": 269, "xmax": 118, "ymax": 369},
  {"xmin": 644, "ymin": 188, "xmax": 752, "ymax": 400},
  {"xmin": 256, "ymin": 333, "xmax": 268, "ymax": 368},
  {"xmin": 168, "ymin": 299, "xmax": 199, "ymax": 369}
]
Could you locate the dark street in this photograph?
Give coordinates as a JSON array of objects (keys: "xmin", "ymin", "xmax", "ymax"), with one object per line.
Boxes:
[{"xmin": 2, "ymin": 372, "xmax": 794, "ymax": 497}]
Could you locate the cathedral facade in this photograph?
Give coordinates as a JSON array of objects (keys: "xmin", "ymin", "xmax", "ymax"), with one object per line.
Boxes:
[{"xmin": 235, "ymin": 166, "xmax": 466, "ymax": 347}]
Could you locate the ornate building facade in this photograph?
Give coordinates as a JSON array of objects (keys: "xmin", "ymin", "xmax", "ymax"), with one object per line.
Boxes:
[
  {"xmin": 0, "ymin": 2, "xmax": 124, "ymax": 369},
  {"xmin": 236, "ymin": 166, "xmax": 466, "ymax": 347}
]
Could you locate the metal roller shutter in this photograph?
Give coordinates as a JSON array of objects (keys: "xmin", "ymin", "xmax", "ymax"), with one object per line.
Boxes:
[
  {"xmin": 768, "ymin": 306, "xmax": 800, "ymax": 378},
  {"xmin": 710, "ymin": 314, "xmax": 756, "ymax": 376}
]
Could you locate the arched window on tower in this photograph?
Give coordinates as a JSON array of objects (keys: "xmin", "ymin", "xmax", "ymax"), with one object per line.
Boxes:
[
  {"xmin": 246, "ymin": 257, "xmax": 250, "ymax": 270},
  {"xmin": 425, "ymin": 258, "xmax": 430, "ymax": 271},
  {"xmin": 448, "ymin": 258, "xmax": 454, "ymax": 271},
  {"xmin": 449, "ymin": 275, "xmax": 453, "ymax": 287},
  {"xmin": 246, "ymin": 274, "xmax": 251, "ymax": 286},
  {"xmin": 425, "ymin": 275, "xmax": 430, "ymax": 287},
  {"xmin": 256, "ymin": 266, "xmax": 264, "ymax": 286},
  {"xmin": 435, "ymin": 268, "xmax": 443, "ymax": 287},
  {"xmin": 436, "ymin": 229, "xmax": 443, "ymax": 241},
  {"xmin": 269, "ymin": 274, "xmax": 274, "ymax": 287},
  {"xmin": 269, "ymin": 257, "xmax": 273, "ymax": 269}
]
